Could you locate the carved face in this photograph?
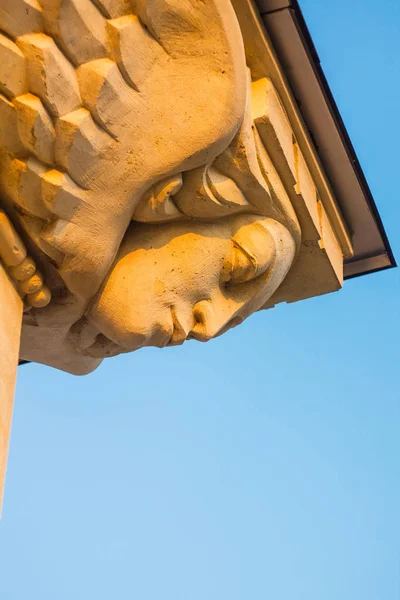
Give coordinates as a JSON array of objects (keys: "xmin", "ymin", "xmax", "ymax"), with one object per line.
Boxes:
[
  {"xmin": 71, "ymin": 215, "xmax": 296, "ymax": 357},
  {"xmin": 0, "ymin": 0, "xmax": 301, "ymax": 373}
]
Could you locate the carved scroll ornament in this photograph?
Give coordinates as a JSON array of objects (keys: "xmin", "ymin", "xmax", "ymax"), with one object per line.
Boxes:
[{"xmin": 0, "ymin": 0, "xmax": 301, "ymax": 374}]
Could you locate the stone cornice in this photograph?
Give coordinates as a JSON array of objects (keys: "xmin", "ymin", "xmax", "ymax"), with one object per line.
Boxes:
[{"xmin": 253, "ymin": 0, "xmax": 396, "ymax": 277}]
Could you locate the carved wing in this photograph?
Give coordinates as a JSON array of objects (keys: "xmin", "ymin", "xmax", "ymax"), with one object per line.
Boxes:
[{"xmin": 0, "ymin": 0, "xmax": 247, "ymax": 297}]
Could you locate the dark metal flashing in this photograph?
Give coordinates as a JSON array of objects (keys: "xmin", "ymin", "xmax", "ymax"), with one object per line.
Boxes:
[{"xmin": 255, "ymin": 0, "xmax": 396, "ymax": 278}]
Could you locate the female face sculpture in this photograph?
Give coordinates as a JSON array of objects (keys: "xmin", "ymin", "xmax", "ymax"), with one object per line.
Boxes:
[
  {"xmin": 74, "ymin": 215, "xmax": 296, "ymax": 358},
  {"xmin": 0, "ymin": 0, "xmax": 300, "ymax": 373}
]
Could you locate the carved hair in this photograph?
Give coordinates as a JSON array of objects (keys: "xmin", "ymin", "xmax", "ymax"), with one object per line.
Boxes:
[{"xmin": 0, "ymin": 0, "xmax": 299, "ymax": 305}]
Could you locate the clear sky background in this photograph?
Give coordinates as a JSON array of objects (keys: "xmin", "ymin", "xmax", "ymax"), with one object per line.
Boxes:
[{"xmin": 1, "ymin": 1, "xmax": 399, "ymax": 598}]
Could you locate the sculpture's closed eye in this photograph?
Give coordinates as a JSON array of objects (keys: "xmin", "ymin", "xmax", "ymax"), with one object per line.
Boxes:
[
  {"xmin": 223, "ymin": 221, "xmax": 277, "ymax": 286},
  {"xmin": 227, "ymin": 242, "xmax": 259, "ymax": 284}
]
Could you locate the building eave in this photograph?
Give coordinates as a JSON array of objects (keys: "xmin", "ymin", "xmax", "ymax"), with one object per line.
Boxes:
[{"xmin": 255, "ymin": 0, "xmax": 396, "ymax": 278}]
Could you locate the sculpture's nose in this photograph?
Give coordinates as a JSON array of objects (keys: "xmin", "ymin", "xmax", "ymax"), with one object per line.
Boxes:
[{"xmin": 189, "ymin": 300, "xmax": 227, "ymax": 343}]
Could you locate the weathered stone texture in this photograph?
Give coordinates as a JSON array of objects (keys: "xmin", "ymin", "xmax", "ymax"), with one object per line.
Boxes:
[{"xmin": 0, "ymin": 265, "xmax": 22, "ymax": 514}]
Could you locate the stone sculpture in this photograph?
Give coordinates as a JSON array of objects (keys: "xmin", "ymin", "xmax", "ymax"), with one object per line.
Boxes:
[{"xmin": 0, "ymin": 0, "xmax": 339, "ymax": 375}]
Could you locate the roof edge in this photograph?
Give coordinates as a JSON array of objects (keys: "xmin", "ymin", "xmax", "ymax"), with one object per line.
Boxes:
[{"xmin": 255, "ymin": 0, "xmax": 396, "ymax": 278}]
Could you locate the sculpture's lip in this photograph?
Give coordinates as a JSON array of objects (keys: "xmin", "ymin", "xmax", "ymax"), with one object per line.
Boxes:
[
  {"xmin": 167, "ymin": 308, "xmax": 189, "ymax": 346},
  {"xmin": 71, "ymin": 312, "xmax": 182, "ymax": 357}
]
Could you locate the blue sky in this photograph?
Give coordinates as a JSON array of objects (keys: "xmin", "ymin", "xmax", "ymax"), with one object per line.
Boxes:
[{"xmin": 1, "ymin": 1, "xmax": 400, "ymax": 598}]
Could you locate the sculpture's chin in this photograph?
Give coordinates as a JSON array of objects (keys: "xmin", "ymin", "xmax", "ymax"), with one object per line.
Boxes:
[
  {"xmin": 67, "ymin": 317, "xmax": 125, "ymax": 359},
  {"xmin": 77, "ymin": 336, "xmax": 126, "ymax": 359},
  {"xmin": 72, "ymin": 326, "xmax": 185, "ymax": 359}
]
